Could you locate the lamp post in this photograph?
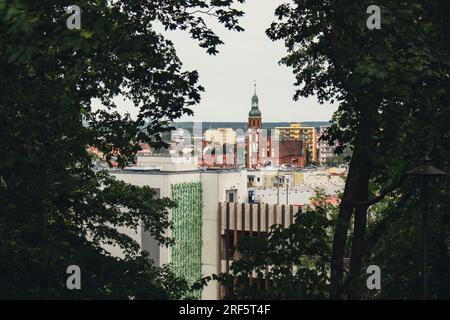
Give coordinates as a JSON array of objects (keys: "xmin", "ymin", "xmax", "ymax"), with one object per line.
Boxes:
[{"xmin": 405, "ymin": 155, "xmax": 447, "ymax": 300}]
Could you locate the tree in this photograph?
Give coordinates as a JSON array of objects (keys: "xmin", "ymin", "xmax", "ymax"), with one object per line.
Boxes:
[
  {"xmin": 0, "ymin": 0, "xmax": 245, "ymax": 298},
  {"xmin": 365, "ymin": 184, "xmax": 450, "ymax": 299},
  {"xmin": 267, "ymin": 0, "xmax": 450, "ymax": 299}
]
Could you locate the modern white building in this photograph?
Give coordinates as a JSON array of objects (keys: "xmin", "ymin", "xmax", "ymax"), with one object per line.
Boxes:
[{"xmin": 107, "ymin": 156, "xmax": 247, "ymax": 299}]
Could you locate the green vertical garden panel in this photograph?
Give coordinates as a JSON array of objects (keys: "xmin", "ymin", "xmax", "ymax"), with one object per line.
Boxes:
[{"xmin": 171, "ymin": 182, "xmax": 203, "ymax": 299}]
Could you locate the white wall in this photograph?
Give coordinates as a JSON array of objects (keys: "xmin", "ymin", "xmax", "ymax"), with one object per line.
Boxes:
[
  {"xmin": 253, "ymin": 186, "xmax": 315, "ymax": 206},
  {"xmin": 200, "ymin": 170, "xmax": 247, "ymax": 299},
  {"xmin": 108, "ymin": 169, "xmax": 247, "ymax": 300},
  {"xmin": 109, "ymin": 171, "xmax": 200, "ymax": 266},
  {"xmin": 136, "ymin": 156, "xmax": 198, "ymax": 171}
]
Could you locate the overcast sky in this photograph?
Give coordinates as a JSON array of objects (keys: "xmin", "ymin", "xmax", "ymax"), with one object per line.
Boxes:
[{"xmin": 101, "ymin": 0, "xmax": 337, "ymax": 122}]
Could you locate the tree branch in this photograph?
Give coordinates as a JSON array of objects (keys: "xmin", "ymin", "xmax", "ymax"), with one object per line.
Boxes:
[
  {"xmin": 363, "ymin": 189, "xmax": 413, "ymax": 256},
  {"xmin": 339, "ymin": 189, "xmax": 412, "ymax": 296},
  {"xmin": 374, "ymin": 264, "xmax": 417, "ymax": 298},
  {"xmin": 347, "ymin": 174, "xmax": 407, "ymax": 208}
]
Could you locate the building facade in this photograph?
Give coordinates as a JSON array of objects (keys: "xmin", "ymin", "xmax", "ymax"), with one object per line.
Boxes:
[
  {"xmin": 278, "ymin": 140, "xmax": 307, "ymax": 167},
  {"xmin": 275, "ymin": 123, "xmax": 318, "ymax": 163},
  {"xmin": 204, "ymin": 128, "xmax": 237, "ymax": 146},
  {"xmin": 318, "ymin": 126, "xmax": 337, "ymax": 165},
  {"xmin": 107, "ymin": 156, "xmax": 247, "ymax": 300},
  {"xmin": 248, "ymin": 168, "xmax": 346, "ymax": 206}
]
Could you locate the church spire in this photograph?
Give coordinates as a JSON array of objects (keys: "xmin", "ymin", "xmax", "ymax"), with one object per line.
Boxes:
[{"xmin": 249, "ymin": 80, "xmax": 261, "ymax": 117}]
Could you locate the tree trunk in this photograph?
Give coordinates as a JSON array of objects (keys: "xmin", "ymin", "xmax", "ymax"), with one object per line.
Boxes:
[
  {"xmin": 330, "ymin": 169, "xmax": 355, "ymax": 299},
  {"xmin": 347, "ymin": 182, "xmax": 369, "ymax": 299},
  {"xmin": 330, "ymin": 115, "xmax": 373, "ymax": 299},
  {"xmin": 330, "ymin": 159, "xmax": 370, "ymax": 299}
]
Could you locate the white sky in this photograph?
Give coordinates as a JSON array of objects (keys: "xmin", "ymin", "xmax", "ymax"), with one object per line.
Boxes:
[{"xmin": 100, "ymin": 0, "xmax": 337, "ymax": 122}]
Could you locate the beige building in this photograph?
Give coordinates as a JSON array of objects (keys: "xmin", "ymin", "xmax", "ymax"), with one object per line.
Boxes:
[
  {"xmin": 247, "ymin": 167, "xmax": 305, "ymax": 189},
  {"xmin": 204, "ymin": 128, "xmax": 237, "ymax": 145},
  {"xmin": 249, "ymin": 169, "xmax": 346, "ymax": 206}
]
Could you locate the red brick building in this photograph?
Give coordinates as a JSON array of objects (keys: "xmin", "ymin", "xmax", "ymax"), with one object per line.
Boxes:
[{"xmin": 278, "ymin": 140, "xmax": 307, "ymax": 167}]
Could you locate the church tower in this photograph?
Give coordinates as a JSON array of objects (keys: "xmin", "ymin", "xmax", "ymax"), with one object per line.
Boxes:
[
  {"xmin": 246, "ymin": 81, "xmax": 262, "ymax": 169},
  {"xmin": 248, "ymin": 81, "xmax": 262, "ymax": 129}
]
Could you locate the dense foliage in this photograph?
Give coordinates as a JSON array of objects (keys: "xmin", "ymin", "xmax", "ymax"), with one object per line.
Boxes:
[
  {"xmin": 265, "ymin": 0, "xmax": 450, "ymax": 299},
  {"xmin": 0, "ymin": 0, "xmax": 244, "ymax": 298}
]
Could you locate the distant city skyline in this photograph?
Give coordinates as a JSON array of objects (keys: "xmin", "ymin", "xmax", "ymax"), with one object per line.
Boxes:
[
  {"xmin": 167, "ymin": 0, "xmax": 338, "ymax": 122},
  {"xmin": 93, "ymin": 0, "xmax": 338, "ymax": 122}
]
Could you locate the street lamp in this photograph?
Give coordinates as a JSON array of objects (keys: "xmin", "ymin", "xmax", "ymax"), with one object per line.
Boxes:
[{"xmin": 406, "ymin": 155, "xmax": 447, "ymax": 300}]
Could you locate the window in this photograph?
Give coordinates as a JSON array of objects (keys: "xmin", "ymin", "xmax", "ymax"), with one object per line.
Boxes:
[{"xmin": 226, "ymin": 189, "xmax": 237, "ymax": 203}]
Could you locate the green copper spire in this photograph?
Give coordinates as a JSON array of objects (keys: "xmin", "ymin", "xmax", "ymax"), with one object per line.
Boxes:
[{"xmin": 249, "ymin": 80, "xmax": 261, "ymax": 117}]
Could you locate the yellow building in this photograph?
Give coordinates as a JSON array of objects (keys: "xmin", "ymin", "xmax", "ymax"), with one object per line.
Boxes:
[{"xmin": 274, "ymin": 123, "xmax": 318, "ymax": 162}]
